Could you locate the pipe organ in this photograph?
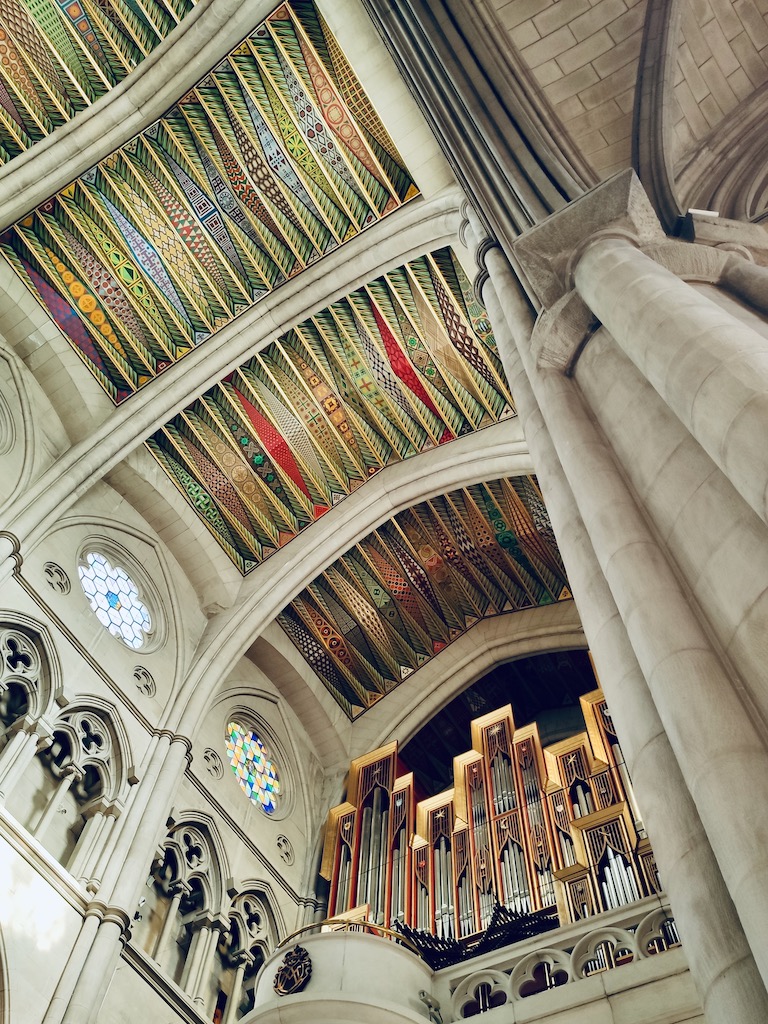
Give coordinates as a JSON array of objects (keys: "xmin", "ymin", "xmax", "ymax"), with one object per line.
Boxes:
[{"xmin": 321, "ymin": 690, "xmax": 659, "ymax": 938}]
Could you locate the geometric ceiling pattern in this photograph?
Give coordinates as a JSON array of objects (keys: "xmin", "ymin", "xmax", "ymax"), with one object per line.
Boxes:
[
  {"xmin": 0, "ymin": 0, "xmax": 198, "ymax": 163},
  {"xmin": 147, "ymin": 248, "xmax": 514, "ymax": 573},
  {"xmin": 277, "ymin": 476, "xmax": 571, "ymax": 718},
  {"xmin": 0, "ymin": 0, "xmax": 416, "ymax": 402}
]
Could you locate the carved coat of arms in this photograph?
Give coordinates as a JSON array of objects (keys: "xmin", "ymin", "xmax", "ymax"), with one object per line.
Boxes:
[{"xmin": 273, "ymin": 945, "xmax": 312, "ymax": 996}]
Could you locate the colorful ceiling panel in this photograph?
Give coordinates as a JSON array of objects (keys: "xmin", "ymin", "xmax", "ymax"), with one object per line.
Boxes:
[
  {"xmin": 0, "ymin": 0, "xmax": 417, "ymax": 402},
  {"xmin": 277, "ymin": 477, "xmax": 571, "ymax": 719},
  {"xmin": 147, "ymin": 248, "xmax": 514, "ymax": 573},
  {"xmin": 0, "ymin": 0, "xmax": 198, "ymax": 161}
]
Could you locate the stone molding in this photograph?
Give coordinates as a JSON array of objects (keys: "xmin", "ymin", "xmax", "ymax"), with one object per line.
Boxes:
[
  {"xmin": 170, "ymin": 421, "xmax": 532, "ymax": 741},
  {"xmin": 632, "ymin": 0, "xmax": 686, "ymax": 232}
]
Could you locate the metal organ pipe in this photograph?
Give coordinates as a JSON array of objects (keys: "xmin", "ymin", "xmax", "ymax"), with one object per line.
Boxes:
[
  {"xmin": 433, "ymin": 836, "xmax": 455, "ymax": 938},
  {"xmin": 458, "ymin": 870, "xmax": 473, "ymax": 936},
  {"xmin": 334, "ymin": 844, "xmax": 351, "ymax": 916},
  {"xmin": 417, "ymin": 877, "xmax": 429, "ymax": 930},
  {"xmin": 390, "ymin": 825, "xmax": 405, "ymax": 925},
  {"xmin": 491, "ymin": 753, "xmax": 515, "ymax": 813},
  {"xmin": 357, "ymin": 803, "xmax": 372, "ymax": 907}
]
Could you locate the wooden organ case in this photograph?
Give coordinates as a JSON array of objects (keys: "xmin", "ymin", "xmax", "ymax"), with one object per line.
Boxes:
[{"xmin": 320, "ymin": 690, "xmax": 659, "ymax": 938}]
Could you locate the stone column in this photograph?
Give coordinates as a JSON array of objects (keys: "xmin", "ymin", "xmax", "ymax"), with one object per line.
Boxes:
[
  {"xmin": 476, "ymin": 238, "xmax": 768, "ymax": 1021},
  {"xmin": 0, "ymin": 720, "xmax": 47, "ymax": 804},
  {"xmin": 505, "ymin": 182, "xmax": 768, "ymax": 983},
  {"xmin": 153, "ymin": 880, "xmax": 190, "ymax": 968},
  {"xmin": 719, "ymin": 252, "xmax": 768, "ymax": 316},
  {"xmin": 223, "ymin": 951, "xmax": 253, "ymax": 1024},
  {"xmin": 192, "ymin": 921, "xmax": 224, "ymax": 1008},
  {"xmin": 67, "ymin": 803, "xmax": 107, "ymax": 880},
  {"xmin": 34, "ymin": 763, "xmax": 82, "ymax": 840},
  {"xmin": 49, "ymin": 733, "xmax": 191, "ymax": 1024},
  {"xmin": 40, "ymin": 911, "xmax": 103, "ymax": 1024},
  {"xmin": 180, "ymin": 916, "xmax": 217, "ymax": 1001},
  {"xmin": 572, "ymin": 320, "xmax": 768, "ymax": 727},
  {"xmin": 81, "ymin": 812, "xmax": 117, "ymax": 892},
  {"xmin": 572, "ymin": 230, "xmax": 768, "ymax": 529}
]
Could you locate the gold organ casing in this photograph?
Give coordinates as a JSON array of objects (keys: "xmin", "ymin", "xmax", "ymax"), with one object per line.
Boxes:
[{"xmin": 320, "ymin": 690, "xmax": 659, "ymax": 938}]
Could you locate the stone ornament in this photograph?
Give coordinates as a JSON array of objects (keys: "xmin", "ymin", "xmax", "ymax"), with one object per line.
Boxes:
[
  {"xmin": 133, "ymin": 666, "xmax": 156, "ymax": 698},
  {"xmin": 203, "ymin": 748, "xmax": 223, "ymax": 779},
  {"xmin": 44, "ymin": 561, "xmax": 71, "ymax": 595},
  {"xmin": 273, "ymin": 945, "xmax": 311, "ymax": 996},
  {"xmin": 276, "ymin": 835, "xmax": 294, "ymax": 865}
]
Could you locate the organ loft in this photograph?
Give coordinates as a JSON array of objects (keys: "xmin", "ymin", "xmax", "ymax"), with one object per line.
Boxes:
[{"xmin": 322, "ymin": 689, "xmax": 659, "ymax": 943}]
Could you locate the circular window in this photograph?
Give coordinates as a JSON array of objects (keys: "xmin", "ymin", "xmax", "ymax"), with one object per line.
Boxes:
[
  {"xmin": 226, "ymin": 721, "xmax": 280, "ymax": 815},
  {"xmin": 78, "ymin": 551, "xmax": 152, "ymax": 650}
]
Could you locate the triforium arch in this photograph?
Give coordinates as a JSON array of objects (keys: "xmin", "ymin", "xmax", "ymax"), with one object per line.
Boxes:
[
  {"xmin": 214, "ymin": 885, "xmax": 282, "ymax": 1021},
  {"xmin": 0, "ymin": 615, "xmax": 62, "ymax": 811},
  {"xmin": 135, "ymin": 814, "xmax": 230, "ymax": 999},
  {"xmin": 3, "ymin": 692, "xmax": 133, "ymax": 878}
]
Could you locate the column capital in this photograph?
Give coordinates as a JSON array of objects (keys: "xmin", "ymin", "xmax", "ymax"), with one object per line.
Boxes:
[
  {"xmin": 512, "ymin": 170, "xmax": 665, "ymax": 308},
  {"xmin": 5, "ymin": 714, "xmax": 38, "ymax": 738},
  {"xmin": 167, "ymin": 878, "xmax": 192, "ymax": 900},
  {"xmin": 59, "ymin": 762, "xmax": 85, "ymax": 783},
  {"xmin": 231, "ymin": 949, "xmax": 255, "ymax": 970}
]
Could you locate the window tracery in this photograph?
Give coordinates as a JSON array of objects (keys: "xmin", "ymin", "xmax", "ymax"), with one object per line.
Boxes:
[
  {"xmin": 2, "ymin": 689, "xmax": 127, "ymax": 881},
  {"xmin": 77, "ymin": 552, "xmax": 152, "ymax": 649},
  {"xmin": 137, "ymin": 822, "xmax": 224, "ymax": 995},
  {"xmin": 225, "ymin": 722, "xmax": 280, "ymax": 816},
  {"xmin": 135, "ymin": 822, "xmax": 278, "ymax": 1020}
]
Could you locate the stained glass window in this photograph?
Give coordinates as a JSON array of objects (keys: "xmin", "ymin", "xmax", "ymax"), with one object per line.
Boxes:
[
  {"xmin": 225, "ymin": 722, "xmax": 280, "ymax": 814},
  {"xmin": 78, "ymin": 552, "xmax": 152, "ymax": 650}
]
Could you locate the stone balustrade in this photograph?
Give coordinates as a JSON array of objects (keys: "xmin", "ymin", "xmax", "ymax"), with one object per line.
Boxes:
[
  {"xmin": 436, "ymin": 897, "xmax": 684, "ymax": 1020},
  {"xmin": 240, "ymin": 898, "xmax": 701, "ymax": 1024}
]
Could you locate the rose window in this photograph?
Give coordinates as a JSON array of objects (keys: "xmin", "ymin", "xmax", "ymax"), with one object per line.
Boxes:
[
  {"xmin": 78, "ymin": 552, "xmax": 152, "ymax": 650},
  {"xmin": 226, "ymin": 722, "xmax": 280, "ymax": 814}
]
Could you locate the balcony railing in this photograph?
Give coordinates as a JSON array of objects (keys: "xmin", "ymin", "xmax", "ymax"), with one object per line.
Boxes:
[{"xmin": 435, "ymin": 896, "xmax": 680, "ymax": 1019}]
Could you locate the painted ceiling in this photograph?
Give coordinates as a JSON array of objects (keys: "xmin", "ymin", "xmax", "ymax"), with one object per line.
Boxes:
[
  {"xmin": 0, "ymin": 0, "xmax": 417, "ymax": 402},
  {"xmin": 148, "ymin": 248, "xmax": 514, "ymax": 573},
  {"xmin": 0, "ymin": 0, "xmax": 199, "ymax": 161},
  {"xmin": 277, "ymin": 476, "xmax": 571, "ymax": 719}
]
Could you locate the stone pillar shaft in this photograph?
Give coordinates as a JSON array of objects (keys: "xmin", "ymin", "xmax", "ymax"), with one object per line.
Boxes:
[
  {"xmin": 574, "ymin": 325, "xmax": 768, "ymax": 728},
  {"xmin": 42, "ymin": 913, "xmax": 102, "ymax": 1024},
  {"xmin": 153, "ymin": 885, "xmax": 187, "ymax": 967},
  {"xmin": 180, "ymin": 922, "xmax": 211, "ymax": 996},
  {"xmin": 81, "ymin": 813, "xmax": 116, "ymax": 891},
  {"xmin": 513, "ymin": 302, "xmax": 768, "ymax": 991},
  {"xmin": 0, "ymin": 725, "xmax": 38, "ymax": 803},
  {"xmin": 67, "ymin": 809, "xmax": 105, "ymax": 880},
  {"xmin": 223, "ymin": 956, "xmax": 250, "ymax": 1024},
  {"xmin": 480, "ymin": 244, "xmax": 768, "ymax": 1021},
  {"xmin": 35, "ymin": 765, "xmax": 80, "ymax": 840},
  {"xmin": 574, "ymin": 235, "xmax": 768, "ymax": 528}
]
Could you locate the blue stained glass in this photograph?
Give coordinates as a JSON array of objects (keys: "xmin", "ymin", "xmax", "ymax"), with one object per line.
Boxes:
[{"xmin": 77, "ymin": 552, "xmax": 152, "ymax": 649}]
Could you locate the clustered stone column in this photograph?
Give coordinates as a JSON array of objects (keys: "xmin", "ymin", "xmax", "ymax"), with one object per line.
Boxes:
[
  {"xmin": 464, "ymin": 171, "xmax": 768, "ymax": 1021},
  {"xmin": 0, "ymin": 719, "xmax": 50, "ymax": 804}
]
